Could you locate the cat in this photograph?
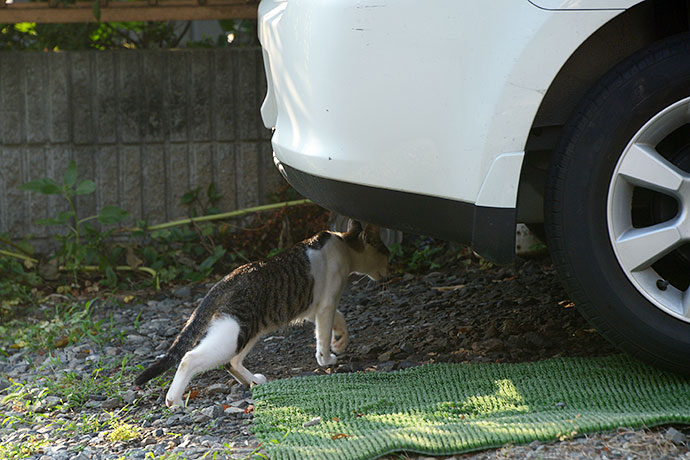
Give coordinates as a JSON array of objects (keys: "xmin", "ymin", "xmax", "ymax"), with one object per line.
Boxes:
[{"xmin": 134, "ymin": 220, "xmax": 389, "ymax": 407}]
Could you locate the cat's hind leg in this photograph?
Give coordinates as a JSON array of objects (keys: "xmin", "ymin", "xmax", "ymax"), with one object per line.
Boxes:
[
  {"xmin": 331, "ymin": 310, "xmax": 348, "ymax": 354},
  {"xmin": 165, "ymin": 316, "xmax": 239, "ymax": 407},
  {"xmin": 226, "ymin": 336, "xmax": 266, "ymax": 388}
]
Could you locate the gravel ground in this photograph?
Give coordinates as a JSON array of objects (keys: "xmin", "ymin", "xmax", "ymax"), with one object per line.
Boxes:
[{"xmin": 1, "ymin": 249, "xmax": 689, "ymax": 459}]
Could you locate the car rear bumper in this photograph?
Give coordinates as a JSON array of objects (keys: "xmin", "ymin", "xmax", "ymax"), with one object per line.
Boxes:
[{"xmin": 275, "ymin": 156, "xmax": 517, "ymax": 264}]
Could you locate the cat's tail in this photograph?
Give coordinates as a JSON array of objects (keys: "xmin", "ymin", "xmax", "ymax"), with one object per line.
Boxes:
[{"xmin": 134, "ymin": 289, "xmax": 221, "ymax": 387}]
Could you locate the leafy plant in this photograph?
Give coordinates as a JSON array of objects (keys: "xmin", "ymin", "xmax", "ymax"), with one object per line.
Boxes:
[
  {"xmin": 20, "ymin": 161, "xmax": 130, "ymax": 285},
  {"xmin": 388, "ymin": 236, "xmax": 443, "ymax": 273},
  {"xmin": 1, "ymin": 21, "xmax": 192, "ymax": 51},
  {"xmin": 0, "ymin": 435, "xmax": 46, "ymax": 460},
  {"xmin": 0, "ymin": 299, "xmax": 120, "ymax": 354},
  {"xmin": 106, "ymin": 418, "xmax": 140, "ymax": 442},
  {"xmin": 0, "ymin": 18, "xmax": 258, "ymax": 51},
  {"xmin": 180, "ymin": 182, "xmax": 223, "ymax": 217},
  {"xmin": 0, "ymin": 254, "xmax": 40, "ymax": 312}
]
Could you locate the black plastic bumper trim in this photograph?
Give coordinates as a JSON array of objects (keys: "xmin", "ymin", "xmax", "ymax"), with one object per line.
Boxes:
[{"xmin": 280, "ymin": 162, "xmax": 516, "ymax": 264}]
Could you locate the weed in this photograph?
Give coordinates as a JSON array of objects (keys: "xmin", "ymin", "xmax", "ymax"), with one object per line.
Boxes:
[
  {"xmin": 5, "ymin": 161, "xmax": 325, "ymax": 305},
  {"xmin": 0, "ymin": 435, "xmax": 46, "ymax": 459},
  {"xmin": 107, "ymin": 418, "xmax": 140, "ymax": 442},
  {"xmin": 181, "ymin": 182, "xmax": 223, "ymax": 217},
  {"xmin": 0, "ymin": 299, "xmax": 118, "ymax": 353},
  {"xmin": 20, "ymin": 161, "xmax": 130, "ymax": 286},
  {"xmin": 42, "ymin": 354, "xmax": 136, "ymax": 409},
  {"xmin": 388, "ymin": 236, "xmax": 443, "ymax": 273},
  {"xmin": 0, "ymin": 252, "xmax": 41, "ymax": 313},
  {"xmin": 49, "ymin": 412, "xmax": 106, "ymax": 438}
]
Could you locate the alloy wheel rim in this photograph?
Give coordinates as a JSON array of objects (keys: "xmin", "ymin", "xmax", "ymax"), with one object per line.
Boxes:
[{"xmin": 607, "ymin": 96, "xmax": 690, "ymax": 323}]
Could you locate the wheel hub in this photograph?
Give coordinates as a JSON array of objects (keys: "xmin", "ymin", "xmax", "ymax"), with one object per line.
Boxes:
[{"xmin": 607, "ymin": 97, "xmax": 690, "ymax": 322}]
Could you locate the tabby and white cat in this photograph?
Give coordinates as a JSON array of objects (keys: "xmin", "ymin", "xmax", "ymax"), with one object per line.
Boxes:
[{"xmin": 135, "ymin": 220, "xmax": 389, "ymax": 407}]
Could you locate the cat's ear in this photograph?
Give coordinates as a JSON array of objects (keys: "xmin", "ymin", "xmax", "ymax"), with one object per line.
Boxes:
[
  {"xmin": 346, "ymin": 219, "xmax": 363, "ymax": 234},
  {"xmin": 362, "ymin": 224, "xmax": 381, "ymax": 241}
]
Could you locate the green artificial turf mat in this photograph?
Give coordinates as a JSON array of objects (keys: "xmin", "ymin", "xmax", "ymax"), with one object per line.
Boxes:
[{"xmin": 251, "ymin": 355, "xmax": 690, "ymax": 460}]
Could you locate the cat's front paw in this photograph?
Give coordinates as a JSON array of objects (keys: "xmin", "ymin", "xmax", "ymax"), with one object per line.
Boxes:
[
  {"xmin": 251, "ymin": 373, "xmax": 267, "ymax": 385},
  {"xmin": 316, "ymin": 351, "xmax": 337, "ymax": 367},
  {"xmin": 165, "ymin": 394, "xmax": 184, "ymax": 408}
]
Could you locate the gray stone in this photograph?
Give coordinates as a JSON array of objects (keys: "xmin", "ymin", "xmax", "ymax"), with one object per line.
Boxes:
[
  {"xmin": 665, "ymin": 427, "xmax": 686, "ymax": 445},
  {"xmin": 44, "ymin": 396, "xmax": 62, "ymax": 409},
  {"xmin": 127, "ymin": 335, "xmax": 148, "ymax": 344},
  {"xmin": 303, "ymin": 416, "xmax": 321, "ymax": 427},
  {"xmin": 377, "ymin": 361, "xmax": 396, "ymax": 372},
  {"xmin": 123, "ymin": 390, "xmax": 137, "ymax": 405},
  {"xmin": 165, "ymin": 415, "xmax": 183, "ymax": 427},
  {"xmin": 101, "ymin": 398, "xmax": 120, "ymax": 410},
  {"xmin": 206, "ymin": 383, "xmax": 231, "ymax": 395},
  {"xmin": 377, "ymin": 351, "xmax": 392, "ymax": 362},
  {"xmin": 224, "ymin": 406, "xmax": 244, "ymax": 415},
  {"xmin": 173, "ymin": 286, "xmax": 192, "ymax": 299},
  {"xmin": 164, "ymin": 327, "xmax": 179, "ymax": 337},
  {"xmin": 192, "ymin": 412, "xmax": 211, "ymax": 424},
  {"xmin": 482, "ymin": 338, "xmax": 505, "ymax": 352},
  {"xmin": 141, "ymin": 437, "xmax": 157, "ymax": 447},
  {"xmin": 201, "ymin": 404, "xmax": 223, "ymax": 419}
]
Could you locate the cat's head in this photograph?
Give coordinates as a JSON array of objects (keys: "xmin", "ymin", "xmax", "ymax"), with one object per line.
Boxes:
[{"xmin": 343, "ymin": 220, "xmax": 389, "ymax": 281}]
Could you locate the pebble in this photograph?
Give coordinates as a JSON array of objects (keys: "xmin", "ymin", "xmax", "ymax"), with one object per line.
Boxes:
[
  {"xmin": 377, "ymin": 351, "xmax": 392, "ymax": 362},
  {"xmin": 123, "ymin": 390, "xmax": 137, "ymax": 405},
  {"xmin": 303, "ymin": 416, "xmax": 321, "ymax": 427},
  {"xmin": 192, "ymin": 412, "xmax": 211, "ymax": 423},
  {"xmin": 224, "ymin": 406, "xmax": 244, "ymax": 415},
  {"xmin": 665, "ymin": 427, "xmax": 687, "ymax": 444},
  {"xmin": 173, "ymin": 286, "xmax": 192, "ymax": 299},
  {"xmin": 101, "ymin": 398, "xmax": 120, "ymax": 410},
  {"xmin": 481, "ymin": 338, "xmax": 504, "ymax": 352},
  {"xmin": 206, "ymin": 383, "xmax": 231, "ymax": 395},
  {"xmin": 44, "ymin": 396, "xmax": 62, "ymax": 408}
]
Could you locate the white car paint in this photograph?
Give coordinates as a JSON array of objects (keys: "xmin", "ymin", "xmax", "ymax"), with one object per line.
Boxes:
[
  {"xmin": 529, "ymin": 0, "xmax": 641, "ymax": 10},
  {"xmin": 259, "ymin": 0, "xmax": 622, "ymax": 209}
]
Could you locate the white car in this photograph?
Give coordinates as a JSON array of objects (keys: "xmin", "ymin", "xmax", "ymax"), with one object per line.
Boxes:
[{"xmin": 258, "ymin": 0, "xmax": 690, "ymax": 374}]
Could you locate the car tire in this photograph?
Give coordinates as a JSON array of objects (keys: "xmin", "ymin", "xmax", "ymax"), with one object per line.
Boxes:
[{"xmin": 545, "ymin": 32, "xmax": 690, "ymax": 375}]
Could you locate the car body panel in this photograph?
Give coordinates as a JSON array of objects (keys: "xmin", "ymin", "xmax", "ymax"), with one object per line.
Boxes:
[
  {"xmin": 259, "ymin": 0, "xmax": 620, "ymax": 211},
  {"xmin": 529, "ymin": 0, "xmax": 643, "ymax": 10}
]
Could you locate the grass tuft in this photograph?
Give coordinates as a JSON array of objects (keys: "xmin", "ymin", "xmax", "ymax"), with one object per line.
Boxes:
[
  {"xmin": 107, "ymin": 418, "xmax": 141, "ymax": 442},
  {"xmin": 0, "ymin": 435, "xmax": 47, "ymax": 459}
]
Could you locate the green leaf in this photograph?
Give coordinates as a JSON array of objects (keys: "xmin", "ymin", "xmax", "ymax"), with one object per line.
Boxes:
[
  {"xmin": 97, "ymin": 205, "xmax": 129, "ymax": 225},
  {"xmin": 180, "ymin": 188, "xmax": 199, "ymax": 205},
  {"xmin": 151, "ymin": 229, "xmax": 171, "ymax": 239},
  {"xmin": 207, "ymin": 182, "xmax": 222, "ymax": 203},
  {"xmin": 20, "ymin": 178, "xmax": 62, "ymax": 195},
  {"xmin": 199, "ymin": 246, "xmax": 226, "ymax": 271},
  {"xmin": 64, "ymin": 161, "xmax": 78, "ymax": 187},
  {"xmin": 74, "ymin": 180, "xmax": 97, "ymax": 196}
]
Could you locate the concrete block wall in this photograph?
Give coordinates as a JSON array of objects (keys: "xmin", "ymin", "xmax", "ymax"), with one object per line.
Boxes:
[{"xmin": 0, "ymin": 48, "xmax": 285, "ymax": 245}]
